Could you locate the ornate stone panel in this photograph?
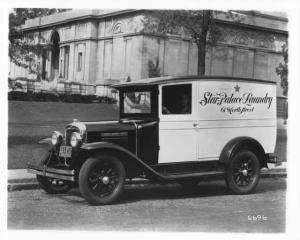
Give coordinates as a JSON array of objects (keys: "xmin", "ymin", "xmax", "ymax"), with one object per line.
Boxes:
[
  {"xmin": 105, "ymin": 19, "xmax": 113, "ymax": 35},
  {"xmin": 218, "ymin": 25, "xmax": 286, "ymax": 52},
  {"xmin": 62, "ymin": 27, "xmax": 71, "ymax": 41},
  {"xmin": 112, "ymin": 21, "xmax": 123, "ymax": 34},
  {"xmin": 75, "ymin": 23, "xmax": 87, "ymax": 38}
]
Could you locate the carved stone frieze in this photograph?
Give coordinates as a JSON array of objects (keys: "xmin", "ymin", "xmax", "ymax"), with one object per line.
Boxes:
[
  {"xmin": 112, "ymin": 21, "xmax": 123, "ymax": 34},
  {"xmin": 105, "ymin": 19, "xmax": 113, "ymax": 35},
  {"xmin": 218, "ymin": 25, "xmax": 286, "ymax": 51}
]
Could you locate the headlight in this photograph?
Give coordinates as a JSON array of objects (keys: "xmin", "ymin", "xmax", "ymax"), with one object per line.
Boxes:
[
  {"xmin": 70, "ymin": 132, "xmax": 82, "ymax": 148},
  {"xmin": 51, "ymin": 131, "xmax": 63, "ymax": 146}
]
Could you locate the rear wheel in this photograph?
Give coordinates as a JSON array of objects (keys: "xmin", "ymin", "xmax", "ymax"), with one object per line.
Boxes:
[
  {"xmin": 226, "ymin": 150, "xmax": 260, "ymax": 194},
  {"xmin": 79, "ymin": 155, "xmax": 126, "ymax": 205}
]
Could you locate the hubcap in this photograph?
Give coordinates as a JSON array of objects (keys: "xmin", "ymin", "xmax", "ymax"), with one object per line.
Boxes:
[
  {"xmin": 233, "ymin": 158, "xmax": 255, "ymax": 186},
  {"xmin": 48, "ymin": 178, "xmax": 69, "ymax": 190},
  {"xmin": 102, "ymin": 176, "xmax": 110, "ymax": 185},
  {"xmin": 88, "ymin": 161, "xmax": 119, "ymax": 197},
  {"xmin": 242, "ymin": 169, "xmax": 248, "ymax": 176}
]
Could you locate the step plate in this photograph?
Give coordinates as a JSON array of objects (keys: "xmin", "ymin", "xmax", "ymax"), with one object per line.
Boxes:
[{"xmin": 162, "ymin": 171, "xmax": 225, "ymax": 180}]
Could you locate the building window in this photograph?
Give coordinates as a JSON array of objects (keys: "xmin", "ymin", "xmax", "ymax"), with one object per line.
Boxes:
[
  {"xmin": 41, "ymin": 49, "xmax": 47, "ymax": 79},
  {"xmin": 77, "ymin": 52, "xmax": 83, "ymax": 72},
  {"xmin": 64, "ymin": 46, "xmax": 70, "ymax": 79}
]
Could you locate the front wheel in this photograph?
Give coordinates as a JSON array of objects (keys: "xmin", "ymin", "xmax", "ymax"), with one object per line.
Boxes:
[
  {"xmin": 37, "ymin": 175, "xmax": 72, "ymax": 194},
  {"xmin": 36, "ymin": 153, "xmax": 72, "ymax": 194},
  {"xmin": 79, "ymin": 155, "xmax": 126, "ymax": 205},
  {"xmin": 226, "ymin": 150, "xmax": 260, "ymax": 194}
]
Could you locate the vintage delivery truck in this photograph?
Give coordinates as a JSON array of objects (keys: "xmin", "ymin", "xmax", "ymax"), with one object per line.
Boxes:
[{"xmin": 28, "ymin": 76, "xmax": 278, "ymax": 205}]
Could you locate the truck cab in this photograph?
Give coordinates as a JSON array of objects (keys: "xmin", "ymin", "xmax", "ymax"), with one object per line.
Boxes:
[{"xmin": 28, "ymin": 76, "xmax": 277, "ymax": 205}]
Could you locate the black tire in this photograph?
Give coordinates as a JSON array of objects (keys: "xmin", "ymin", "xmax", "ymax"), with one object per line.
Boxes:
[
  {"xmin": 226, "ymin": 150, "xmax": 260, "ymax": 194},
  {"xmin": 178, "ymin": 179, "xmax": 199, "ymax": 190},
  {"xmin": 79, "ymin": 154, "xmax": 126, "ymax": 205},
  {"xmin": 37, "ymin": 175, "xmax": 72, "ymax": 194},
  {"xmin": 36, "ymin": 153, "xmax": 72, "ymax": 194}
]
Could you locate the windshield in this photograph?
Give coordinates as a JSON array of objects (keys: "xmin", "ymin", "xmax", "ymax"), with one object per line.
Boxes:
[{"xmin": 123, "ymin": 91, "xmax": 151, "ymax": 114}]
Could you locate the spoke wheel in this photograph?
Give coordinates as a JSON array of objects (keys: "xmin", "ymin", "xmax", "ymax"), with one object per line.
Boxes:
[
  {"xmin": 36, "ymin": 152, "xmax": 72, "ymax": 194},
  {"xmin": 79, "ymin": 155, "xmax": 125, "ymax": 205},
  {"xmin": 226, "ymin": 150, "xmax": 260, "ymax": 194},
  {"xmin": 37, "ymin": 175, "xmax": 72, "ymax": 194}
]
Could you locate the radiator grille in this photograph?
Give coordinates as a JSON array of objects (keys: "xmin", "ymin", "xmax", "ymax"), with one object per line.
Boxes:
[{"xmin": 65, "ymin": 127, "xmax": 80, "ymax": 146}]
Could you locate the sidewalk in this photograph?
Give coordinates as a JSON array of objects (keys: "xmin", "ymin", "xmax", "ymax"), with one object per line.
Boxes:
[{"xmin": 7, "ymin": 162, "xmax": 287, "ymax": 192}]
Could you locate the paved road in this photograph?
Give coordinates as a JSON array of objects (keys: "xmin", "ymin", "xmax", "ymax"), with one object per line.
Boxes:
[{"xmin": 8, "ymin": 178, "xmax": 286, "ymax": 232}]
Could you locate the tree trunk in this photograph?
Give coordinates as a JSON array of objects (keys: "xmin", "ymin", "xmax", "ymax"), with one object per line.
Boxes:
[
  {"xmin": 196, "ymin": 11, "xmax": 211, "ymax": 76},
  {"xmin": 197, "ymin": 41, "xmax": 206, "ymax": 76}
]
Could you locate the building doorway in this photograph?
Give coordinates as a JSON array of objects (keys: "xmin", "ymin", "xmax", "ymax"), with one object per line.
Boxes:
[{"xmin": 50, "ymin": 31, "xmax": 60, "ymax": 81}]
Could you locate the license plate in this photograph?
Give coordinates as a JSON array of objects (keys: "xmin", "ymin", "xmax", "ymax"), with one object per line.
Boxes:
[{"xmin": 59, "ymin": 146, "xmax": 72, "ymax": 158}]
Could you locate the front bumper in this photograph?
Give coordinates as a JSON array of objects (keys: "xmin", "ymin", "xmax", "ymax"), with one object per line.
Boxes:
[{"xmin": 27, "ymin": 164, "xmax": 76, "ymax": 182}]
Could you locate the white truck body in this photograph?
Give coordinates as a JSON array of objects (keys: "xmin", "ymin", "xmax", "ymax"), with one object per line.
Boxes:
[{"xmin": 158, "ymin": 78, "xmax": 277, "ymax": 164}]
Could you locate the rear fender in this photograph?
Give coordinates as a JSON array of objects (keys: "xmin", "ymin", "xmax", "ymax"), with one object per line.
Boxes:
[{"xmin": 219, "ymin": 137, "xmax": 267, "ymax": 168}]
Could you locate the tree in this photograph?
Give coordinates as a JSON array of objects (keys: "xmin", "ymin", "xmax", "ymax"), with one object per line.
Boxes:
[
  {"xmin": 148, "ymin": 57, "xmax": 161, "ymax": 78},
  {"xmin": 142, "ymin": 10, "xmax": 241, "ymax": 76},
  {"xmin": 276, "ymin": 42, "xmax": 288, "ymax": 96},
  {"xmin": 9, "ymin": 8, "xmax": 69, "ymax": 77}
]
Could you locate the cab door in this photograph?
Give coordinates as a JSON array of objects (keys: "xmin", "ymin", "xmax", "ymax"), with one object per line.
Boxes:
[{"xmin": 158, "ymin": 82, "xmax": 198, "ymax": 163}]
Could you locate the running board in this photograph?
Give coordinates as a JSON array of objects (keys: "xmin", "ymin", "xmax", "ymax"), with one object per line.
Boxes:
[{"xmin": 161, "ymin": 171, "xmax": 226, "ymax": 180}]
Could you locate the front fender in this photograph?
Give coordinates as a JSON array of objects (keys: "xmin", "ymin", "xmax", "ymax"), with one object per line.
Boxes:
[
  {"xmin": 38, "ymin": 137, "xmax": 52, "ymax": 145},
  {"xmin": 81, "ymin": 141, "xmax": 120, "ymax": 151},
  {"xmin": 80, "ymin": 142, "xmax": 165, "ymax": 180}
]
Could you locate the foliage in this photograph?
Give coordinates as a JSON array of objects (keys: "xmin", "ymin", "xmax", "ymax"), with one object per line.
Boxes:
[
  {"xmin": 276, "ymin": 42, "xmax": 288, "ymax": 96},
  {"xmin": 148, "ymin": 57, "xmax": 161, "ymax": 77},
  {"xmin": 8, "ymin": 77, "xmax": 23, "ymax": 90},
  {"xmin": 8, "ymin": 91, "xmax": 117, "ymax": 104},
  {"xmin": 9, "ymin": 8, "xmax": 70, "ymax": 77},
  {"xmin": 142, "ymin": 10, "xmax": 242, "ymax": 75}
]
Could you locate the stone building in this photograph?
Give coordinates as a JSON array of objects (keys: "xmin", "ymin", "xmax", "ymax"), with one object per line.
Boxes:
[{"xmin": 9, "ymin": 9, "xmax": 288, "ymax": 113}]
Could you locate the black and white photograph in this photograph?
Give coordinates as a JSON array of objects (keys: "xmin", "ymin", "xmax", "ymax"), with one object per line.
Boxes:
[{"xmin": 2, "ymin": 0, "xmax": 300, "ymax": 238}]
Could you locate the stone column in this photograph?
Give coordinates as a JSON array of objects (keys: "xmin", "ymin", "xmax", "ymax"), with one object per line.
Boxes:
[
  {"xmin": 46, "ymin": 49, "xmax": 51, "ymax": 80},
  {"xmin": 68, "ymin": 43, "xmax": 75, "ymax": 82}
]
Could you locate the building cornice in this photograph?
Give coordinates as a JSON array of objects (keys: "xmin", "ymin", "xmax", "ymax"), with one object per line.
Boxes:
[
  {"xmin": 215, "ymin": 19, "xmax": 288, "ymax": 35},
  {"xmin": 21, "ymin": 9, "xmax": 288, "ymax": 35},
  {"xmin": 249, "ymin": 11, "xmax": 288, "ymax": 22},
  {"xmin": 21, "ymin": 9, "xmax": 142, "ymax": 32}
]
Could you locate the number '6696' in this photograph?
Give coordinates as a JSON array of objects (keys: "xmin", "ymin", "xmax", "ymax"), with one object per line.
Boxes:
[{"xmin": 248, "ymin": 215, "xmax": 268, "ymax": 221}]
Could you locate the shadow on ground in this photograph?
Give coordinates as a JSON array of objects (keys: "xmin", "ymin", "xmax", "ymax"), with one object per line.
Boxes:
[{"xmin": 57, "ymin": 178, "xmax": 286, "ymax": 205}]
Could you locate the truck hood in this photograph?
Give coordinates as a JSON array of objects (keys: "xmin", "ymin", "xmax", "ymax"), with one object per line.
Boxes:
[
  {"xmin": 82, "ymin": 120, "xmax": 134, "ymax": 132},
  {"xmin": 81, "ymin": 119, "xmax": 158, "ymax": 133}
]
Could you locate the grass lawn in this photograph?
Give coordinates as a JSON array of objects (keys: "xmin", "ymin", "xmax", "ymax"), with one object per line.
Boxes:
[
  {"xmin": 8, "ymin": 101, "xmax": 118, "ymax": 169},
  {"xmin": 8, "ymin": 101, "xmax": 287, "ymax": 169},
  {"xmin": 9, "ymin": 101, "xmax": 119, "ymax": 124}
]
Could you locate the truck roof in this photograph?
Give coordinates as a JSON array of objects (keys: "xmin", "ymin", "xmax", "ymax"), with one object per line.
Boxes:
[{"xmin": 113, "ymin": 75, "xmax": 276, "ymax": 88}]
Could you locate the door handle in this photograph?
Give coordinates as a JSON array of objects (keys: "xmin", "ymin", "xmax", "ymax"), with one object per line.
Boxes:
[{"xmin": 193, "ymin": 123, "xmax": 198, "ymax": 127}]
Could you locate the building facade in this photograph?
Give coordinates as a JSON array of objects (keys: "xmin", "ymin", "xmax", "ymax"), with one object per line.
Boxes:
[{"xmin": 9, "ymin": 9, "xmax": 288, "ymax": 100}]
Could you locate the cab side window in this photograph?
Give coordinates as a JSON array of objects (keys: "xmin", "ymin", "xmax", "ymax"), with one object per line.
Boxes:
[{"xmin": 162, "ymin": 84, "xmax": 192, "ymax": 115}]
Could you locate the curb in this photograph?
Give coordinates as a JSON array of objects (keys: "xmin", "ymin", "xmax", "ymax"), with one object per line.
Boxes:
[
  {"xmin": 7, "ymin": 170, "xmax": 287, "ymax": 192},
  {"xmin": 260, "ymin": 172, "xmax": 287, "ymax": 178},
  {"xmin": 8, "ymin": 182, "xmax": 40, "ymax": 192}
]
